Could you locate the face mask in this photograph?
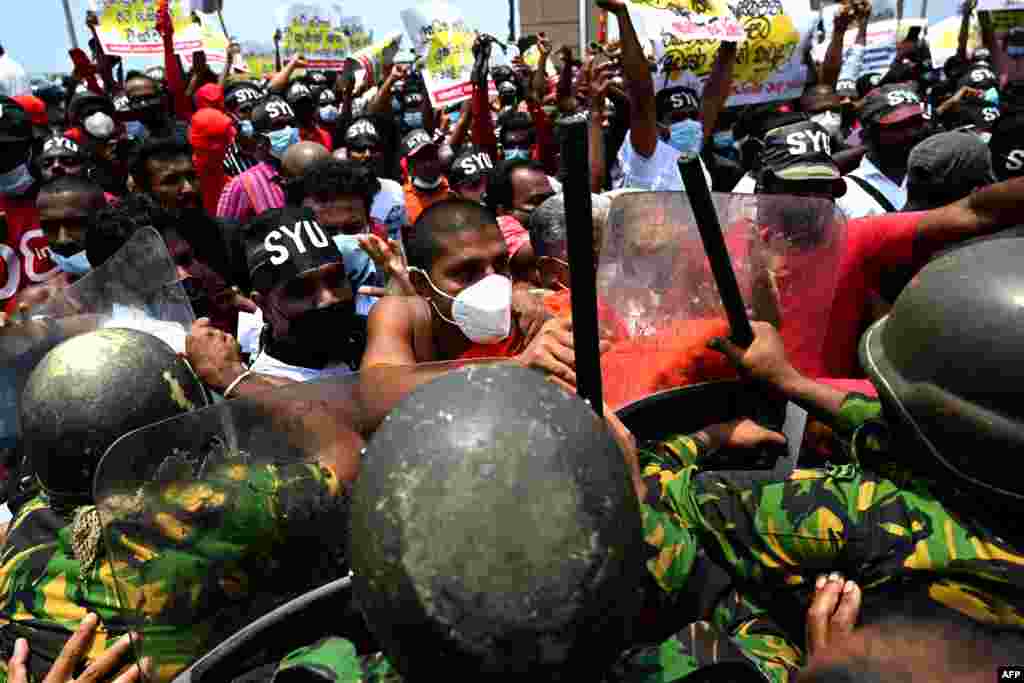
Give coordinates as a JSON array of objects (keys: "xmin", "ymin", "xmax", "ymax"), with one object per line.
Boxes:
[
  {"xmin": 83, "ymin": 112, "xmax": 116, "ymax": 139},
  {"xmin": 267, "ymin": 126, "xmax": 300, "ymax": 160},
  {"xmin": 1009, "ymin": 45, "xmax": 1024, "ymax": 58},
  {"xmin": 984, "ymin": 88, "xmax": 1000, "ymax": 105},
  {"xmin": 319, "ymin": 105, "xmax": 340, "ymax": 123},
  {"xmin": 332, "ymin": 234, "xmax": 376, "ymax": 290},
  {"xmin": 0, "ymin": 163, "xmax": 34, "ymax": 196},
  {"xmin": 404, "ymin": 112, "xmax": 424, "ymax": 129},
  {"xmin": 449, "ymin": 111, "xmax": 461, "ymax": 124},
  {"xmin": 239, "ymin": 120, "xmax": 255, "ymax": 137},
  {"xmin": 811, "ymin": 111, "xmax": 842, "ymax": 137},
  {"xmin": 51, "ymin": 249, "xmax": 91, "ymax": 275},
  {"xmin": 410, "ymin": 268, "xmax": 512, "ymax": 344},
  {"xmin": 412, "ymin": 175, "xmax": 444, "ymax": 191},
  {"xmin": 504, "ymin": 147, "xmax": 531, "ymax": 161},
  {"xmin": 125, "ymin": 120, "xmax": 148, "ymax": 139},
  {"xmin": 668, "ymin": 119, "xmax": 703, "ymax": 158}
]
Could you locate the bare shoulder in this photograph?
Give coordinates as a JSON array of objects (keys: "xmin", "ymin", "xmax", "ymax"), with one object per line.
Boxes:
[{"xmin": 362, "ymin": 296, "xmax": 425, "ymax": 368}]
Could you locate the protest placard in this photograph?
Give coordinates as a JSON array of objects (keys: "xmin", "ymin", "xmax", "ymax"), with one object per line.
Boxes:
[
  {"xmin": 649, "ymin": 0, "xmax": 815, "ymax": 107},
  {"xmin": 401, "ymin": 1, "xmax": 491, "ymax": 108},
  {"xmin": 345, "ymin": 32, "xmax": 403, "ymax": 88},
  {"xmin": 276, "ymin": 2, "xmax": 370, "ymax": 69},
  {"xmin": 980, "ymin": 0, "xmax": 1024, "ymax": 12},
  {"xmin": 625, "ymin": 0, "xmax": 748, "ymax": 46},
  {"xmin": 89, "ymin": 0, "xmax": 202, "ymax": 55}
]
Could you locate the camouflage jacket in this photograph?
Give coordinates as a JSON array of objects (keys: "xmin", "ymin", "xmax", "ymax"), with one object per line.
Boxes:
[{"xmin": 0, "ymin": 460, "xmax": 345, "ymax": 683}]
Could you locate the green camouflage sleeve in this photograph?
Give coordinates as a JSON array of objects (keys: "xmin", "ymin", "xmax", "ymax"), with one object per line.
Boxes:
[
  {"xmin": 656, "ymin": 462, "xmax": 1024, "ymax": 626},
  {"xmin": 833, "ymin": 393, "xmax": 884, "ymax": 438},
  {"xmin": 613, "ymin": 589, "xmax": 801, "ymax": 683},
  {"xmin": 103, "ymin": 461, "xmax": 346, "ymax": 682},
  {"xmin": 274, "ymin": 638, "xmax": 402, "ymax": 683}
]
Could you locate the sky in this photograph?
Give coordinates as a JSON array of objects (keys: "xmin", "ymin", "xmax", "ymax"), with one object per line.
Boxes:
[{"xmin": 4, "ymin": 0, "xmax": 515, "ymax": 74}]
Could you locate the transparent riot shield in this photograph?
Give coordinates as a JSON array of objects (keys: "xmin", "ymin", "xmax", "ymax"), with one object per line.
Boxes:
[
  {"xmin": 94, "ymin": 360, "xmax": 511, "ymax": 683},
  {"xmin": 597, "ymin": 192, "xmax": 846, "ymax": 411},
  {"xmin": 0, "ymin": 228, "xmax": 194, "ymax": 472}
]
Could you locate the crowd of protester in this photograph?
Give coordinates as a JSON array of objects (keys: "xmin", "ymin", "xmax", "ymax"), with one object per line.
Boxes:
[{"xmin": 0, "ymin": 0, "xmax": 1024, "ymax": 678}]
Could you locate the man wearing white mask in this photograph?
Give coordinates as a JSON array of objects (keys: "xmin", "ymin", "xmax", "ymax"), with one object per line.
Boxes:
[
  {"xmin": 217, "ymin": 97, "xmax": 299, "ymax": 223},
  {"xmin": 361, "ymin": 198, "xmax": 583, "ymax": 385}
]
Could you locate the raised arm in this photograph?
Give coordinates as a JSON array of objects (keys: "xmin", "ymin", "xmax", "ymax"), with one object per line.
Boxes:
[
  {"xmin": 599, "ymin": 0, "xmax": 659, "ymax": 157},
  {"xmin": 700, "ymin": 43, "xmax": 737, "ymax": 143}
]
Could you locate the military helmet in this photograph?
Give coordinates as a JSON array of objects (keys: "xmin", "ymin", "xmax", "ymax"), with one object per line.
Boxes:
[
  {"xmin": 350, "ymin": 364, "xmax": 645, "ymax": 680},
  {"xmin": 859, "ymin": 236, "xmax": 1024, "ymax": 502},
  {"xmin": 20, "ymin": 327, "xmax": 209, "ymax": 501}
]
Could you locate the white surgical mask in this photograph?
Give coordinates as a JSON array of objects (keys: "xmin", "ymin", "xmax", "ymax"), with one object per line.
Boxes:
[
  {"xmin": 811, "ymin": 111, "xmax": 842, "ymax": 137},
  {"xmin": 412, "ymin": 175, "xmax": 443, "ymax": 191},
  {"xmin": 83, "ymin": 111, "xmax": 116, "ymax": 139},
  {"xmin": 410, "ymin": 268, "xmax": 512, "ymax": 344}
]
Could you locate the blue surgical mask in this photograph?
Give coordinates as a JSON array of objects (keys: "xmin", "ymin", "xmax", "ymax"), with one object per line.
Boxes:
[
  {"xmin": 984, "ymin": 87, "xmax": 1000, "ymax": 105},
  {"xmin": 404, "ymin": 112, "xmax": 424, "ymax": 129},
  {"xmin": 504, "ymin": 148, "xmax": 530, "ymax": 161},
  {"xmin": 239, "ymin": 120, "xmax": 254, "ymax": 137},
  {"xmin": 0, "ymin": 163, "xmax": 34, "ymax": 197},
  {"xmin": 668, "ymin": 119, "xmax": 703, "ymax": 158},
  {"xmin": 332, "ymin": 233, "xmax": 376, "ymax": 290},
  {"xmin": 319, "ymin": 105, "xmax": 339, "ymax": 123},
  {"xmin": 267, "ymin": 126, "xmax": 300, "ymax": 160},
  {"xmin": 449, "ymin": 111, "xmax": 461, "ymax": 124},
  {"xmin": 1009, "ymin": 45, "xmax": 1024, "ymax": 58},
  {"xmin": 712, "ymin": 130, "xmax": 737, "ymax": 160},
  {"xmin": 51, "ymin": 249, "xmax": 91, "ymax": 275},
  {"xmin": 125, "ymin": 120, "xmax": 148, "ymax": 140}
]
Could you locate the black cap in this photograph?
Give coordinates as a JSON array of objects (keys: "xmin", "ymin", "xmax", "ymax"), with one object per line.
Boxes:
[
  {"xmin": 960, "ymin": 64, "xmax": 998, "ymax": 91},
  {"xmin": 245, "ymin": 207, "xmax": 343, "ymax": 294},
  {"xmin": 855, "ymin": 72, "xmax": 882, "ymax": 99},
  {"xmin": 860, "ymin": 83, "xmax": 925, "ymax": 127},
  {"xmin": 345, "ymin": 117, "xmax": 381, "ymax": 148},
  {"xmin": 836, "ymin": 78, "xmax": 858, "ymax": 98},
  {"xmin": 990, "ymin": 111, "xmax": 1024, "ymax": 180},
  {"xmin": 905, "ymin": 131, "xmax": 995, "ymax": 210},
  {"xmin": 942, "ymin": 98, "xmax": 1001, "ymax": 131},
  {"xmin": 224, "ymin": 82, "xmax": 264, "ymax": 112},
  {"xmin": 448, "ymin": 147, "xmax": 494, "ymax": 188},
  {"xmin": 759, "ymin": 120, "xmax": 841, "ymax": 182},
  {"xmin": 286, "ymin": 81, "xmax": 315, "ymax": 104},
  {"xmin": 251, "ymin": 97, "xmax": 296, "ymax": 133},
  {"xmin": 38, "ymin": 135, "xmax": 84, "ymax": 161},
  {"xmin": 0, "ymin": 96, "xmax": 31, "ymax": 143},
  {"xmin": 734, "ymin": 103, "xmax": 805, "ymax": 143},
  {"xmin": 655, "ymin": 86, "xmax": 699, "ymax": 122},
  {"xmin": 401, "ymin": 128, "xmax": 436, "ymax": 158}
]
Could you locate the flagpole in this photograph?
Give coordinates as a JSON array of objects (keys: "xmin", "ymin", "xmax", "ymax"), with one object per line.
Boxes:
[{"xmin": 62, "ymin": 0, "xmax": 80, "ymax": 50}]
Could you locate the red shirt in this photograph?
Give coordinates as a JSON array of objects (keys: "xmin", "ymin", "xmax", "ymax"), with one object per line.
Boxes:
[
  {"xmin": 820, "ymin": 212, "xmax": 922, "ymax": 378},
  {"xmin": 301, "ymin": 126, "xmax": 333, "ymax": 151},
  {"xmin": 0, "ymin": 193, "xmax": 58, "ymax": 309}
]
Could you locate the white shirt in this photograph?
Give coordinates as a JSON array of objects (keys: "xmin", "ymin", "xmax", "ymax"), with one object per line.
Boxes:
[
  {"xmin": 731, "ymin": 173, "xmax": 757, "ymax": 194},
  {"xmin": 249, "ymin": 351, "xmax": 354, "ymax": 383},
  {"xmin": 838, "ymin": 156, "xmax": 907, "ymax": 219},
  {"xmin": 105, "ymin": 306, "xmax": 187, "ymax": 354},
  {"xmin": 0, "ymin": 54, "xmax": 30, "ymax": 98},
  {"xmin": 371, "ymin": 178, "xmax": 408, "ymax": 244},
  {"xmin": 614, "ymin": 131, "xmax": 713, "ymax": 193}
]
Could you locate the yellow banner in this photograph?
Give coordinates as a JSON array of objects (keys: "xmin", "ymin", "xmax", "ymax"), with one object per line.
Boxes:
[{"xmin": 91, "ymin": 0, "xmax": 200, "ymax": 55}]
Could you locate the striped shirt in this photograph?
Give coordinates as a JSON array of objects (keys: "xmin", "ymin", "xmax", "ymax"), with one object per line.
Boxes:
[{"xmin": 216, "ymin": 162, "xmax": 285, "ymax": 224}]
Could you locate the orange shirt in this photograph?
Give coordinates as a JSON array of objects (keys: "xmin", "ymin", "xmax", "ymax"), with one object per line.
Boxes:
[{"xmin": 402, "ymin": 178, "xmax": 451, "ymax": 243}]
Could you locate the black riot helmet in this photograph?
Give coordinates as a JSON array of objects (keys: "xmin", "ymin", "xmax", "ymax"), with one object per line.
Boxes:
[
  {"xmin": 349, "ymin": 364, "xmax": 645, "ymax": 681},
  {"xmin": 20, "ymin": 328, "xmax": 209, "ymax": 502},
  {"xmin": 860, "ymin": 237, "xmax": 1024, "ymax": 505}
]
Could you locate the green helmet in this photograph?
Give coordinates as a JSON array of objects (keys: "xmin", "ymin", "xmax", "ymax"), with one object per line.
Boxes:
[
  {"xmin": 859, "ymin": 236, "xmax": 1024, "ymax": 503},
  {"xmin": 349, "ymin": 364, "xmax": 645, "ymax": 681},
  {"xmin": 20, "ymin": 328, "xmax": 209, "ymax": 502}
]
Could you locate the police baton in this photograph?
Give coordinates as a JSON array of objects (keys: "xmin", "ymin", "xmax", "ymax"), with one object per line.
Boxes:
[
  {"xmin": 677, "ymin": 156, "xmax": 754, "ymax": 348},
  {"xmin": 558, "ymin": 113, "xmax": 603, "ymax": 416}
]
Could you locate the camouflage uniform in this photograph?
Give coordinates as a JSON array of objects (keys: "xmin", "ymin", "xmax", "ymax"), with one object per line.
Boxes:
[
  {"xmin": 269, "ymin": 393, "xmax": 1024, "ymax": 683},
  {"xmin": 0, "ymin": 460, "xmax": 345, "ymax": 683}
]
